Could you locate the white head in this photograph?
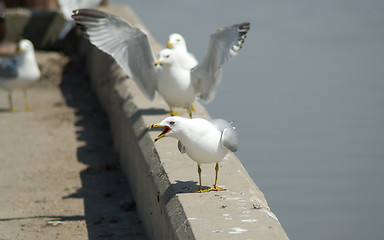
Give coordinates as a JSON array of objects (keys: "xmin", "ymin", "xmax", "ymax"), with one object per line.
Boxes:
[
  {"xmin": 166, "ymin": 33, "xmax": 187, "ymax": 50},
  {"xmin": 156, "ymin": 48, "xmax": 177, "ymax": 66},
  {"xmin": 18, "ymin": 39, "xmax": 35, "ymax": 53},
  {"xmin": 149, "ymin": 116, "xmax": 187, "ymax": 142}
]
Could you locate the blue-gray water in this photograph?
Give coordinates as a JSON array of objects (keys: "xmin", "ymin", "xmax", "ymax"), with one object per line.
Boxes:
[{"xmin": 111, "ymin": 1, "xmax": 384, "ymax": 239}]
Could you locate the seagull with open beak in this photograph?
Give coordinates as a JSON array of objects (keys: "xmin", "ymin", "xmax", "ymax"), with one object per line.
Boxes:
[{"xmin": 149, "ymin": 116, "xmax": 239, "ymax": 193}]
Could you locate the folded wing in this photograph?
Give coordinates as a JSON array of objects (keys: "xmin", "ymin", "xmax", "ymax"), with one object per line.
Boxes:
[
  {"xmin": 0, "ymin": 58, "xmax": 18, "ymax": 79},
  {"xmin": 210, "ymin": 119, "xmax": 239, "ymax": 152}
]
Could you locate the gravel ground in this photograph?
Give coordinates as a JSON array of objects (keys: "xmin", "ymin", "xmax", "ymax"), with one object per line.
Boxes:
[{"xmin": 0, "ymin": 50, "xmax": 146, "ymax": 240}]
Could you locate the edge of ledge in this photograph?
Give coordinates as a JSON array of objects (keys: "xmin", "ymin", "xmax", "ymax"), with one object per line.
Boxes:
[{"xmin": 84, "ymin": 4, "xmax": 289, "ymax": 240}]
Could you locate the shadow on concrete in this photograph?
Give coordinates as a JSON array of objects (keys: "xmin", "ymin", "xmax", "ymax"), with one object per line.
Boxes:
[
  {"xmin": 171, "ymin": 180, "xmax": 211, "ymax": 194},
  {"xmin": 129, "ymin": 108, "xmax": 168, "ymax": 124},
  {"xmin": 59, "ymin": 55, "xmax": 146, "ymax": 240},
  {"xmin": 128, "ymin": 108, "xmax": 168, "ymax": 142},
  {"xmin": 0, "ymin": 215, "xmax": 85, "ymax": 222}
]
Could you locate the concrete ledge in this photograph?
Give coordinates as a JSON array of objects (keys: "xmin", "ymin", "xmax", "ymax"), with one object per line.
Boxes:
[
  {"xmin": 84, "ymin": 5, "xmax": 289, "ymax": 240},
  {"xmin": 5, "ymin": 8, "xmax": 67, "ymax": 49}
]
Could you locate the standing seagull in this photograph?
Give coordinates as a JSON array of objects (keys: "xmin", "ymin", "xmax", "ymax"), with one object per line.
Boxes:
[
  {"xmin": 0, "ymin": 39, "xmax": 40, "ymax": 112},
  {"xmin": 166, "ymin": 33, "xmax": 198, "ymax": 70},
  {"xmin": 150, "ymin": 116, "xmax": 239, "ymax": 192},
  {"xmin": 72, "ymin": 9, "xmax": 250, "ymax": 117}
]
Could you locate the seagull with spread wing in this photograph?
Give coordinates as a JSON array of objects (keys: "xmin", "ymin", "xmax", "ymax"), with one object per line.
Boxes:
[{"xmin": 72, "ymin": 9, "xmax": 250, "ymax": 117}]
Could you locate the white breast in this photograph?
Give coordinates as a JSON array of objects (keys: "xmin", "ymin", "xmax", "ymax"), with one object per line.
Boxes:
[
  {"xmin": 177, "ymin": 119, "xmax": 228, "ymax": 164},
  {"xmin": 157, "ymin": 65, "xmax": 195, "ymax": 108}
]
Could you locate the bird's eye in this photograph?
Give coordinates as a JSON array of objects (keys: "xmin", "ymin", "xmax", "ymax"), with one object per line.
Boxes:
[
  {"xmin": 166, "ymin": 55, "xmax": 170, "ymax": 58},
  {"xmin": 176, "ymin": 39, "xmax": 180, "ymax": 42},
  {"xmin": 170, "ymin": 121, "xmax": 175, "ymax": 125}
]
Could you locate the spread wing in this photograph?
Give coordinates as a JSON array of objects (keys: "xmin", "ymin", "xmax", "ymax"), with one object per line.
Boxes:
[
  {"xmin": 72, "ymin": 9, "xmax": 157, "ymax": 100},
  {"xmin": 57, "ymin": 0, "xmax": 102, "ymax": 39},
  {"xmin": 59, "ymin": 0, "xmax": 102, "ymax": 20},
  {"xmin": 191, "ymin": 23, "xmax": 250, "ymax": 103}
]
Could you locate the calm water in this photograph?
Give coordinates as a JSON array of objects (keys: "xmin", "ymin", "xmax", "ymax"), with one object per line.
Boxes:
[{"xmin": 111, "ymin": 1, "xmax": 384, "ymax": 239}]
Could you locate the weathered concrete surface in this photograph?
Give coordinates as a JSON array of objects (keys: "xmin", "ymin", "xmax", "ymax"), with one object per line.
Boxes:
[
  {"xmin": 0, "ymin": 51, "xmax": 146, "ymax": 239},
  {"xmin": 86, "ymin": 4, "xmax": 289, "ymax": 240}
]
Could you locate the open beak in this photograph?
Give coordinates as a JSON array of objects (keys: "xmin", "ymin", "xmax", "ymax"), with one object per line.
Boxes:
[
  {"xmin": 149, "ymin": 123, "xmax": 171, "ymax": 142},
  {"xmin": 166, "ymin": 41, "xmax": 173, "ymax": 48},
  {"xmin": 155, "ymin": 60, "xmax": 163, "ymax": 66}
]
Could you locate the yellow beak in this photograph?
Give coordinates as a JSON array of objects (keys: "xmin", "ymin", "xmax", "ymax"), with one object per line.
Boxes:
[
  {"xmin": 166, "ymin": 42, "xmax": 173, "ymax": 48},
  {"xmin": 149, "ymin": 123, "xmax": 170, "ymax": 142},
  {"xmin": 149, "ymin": 123, "xmax": 162, "ymax": 130},
  {"xmin": 155, "ymin": 60, "xmax": 163, "ymax": 66}
]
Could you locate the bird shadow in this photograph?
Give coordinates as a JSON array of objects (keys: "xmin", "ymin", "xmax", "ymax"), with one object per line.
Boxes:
[{"xmin": 171, "ymin": 180, "xmax": 210, "ymax": 194}]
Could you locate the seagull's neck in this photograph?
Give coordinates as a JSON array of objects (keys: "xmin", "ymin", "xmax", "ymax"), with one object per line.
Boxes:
[
  {"xmin": 163, "ymin": 58, "xmax": 184, "ymax": 70},
  {"xmin": 175, "ymin": 45, "xmax": 188, "ymax": 53},
  {"xmin": 17, "ymin": 49, "xmax": 40, "ymax": 80},
  {"xmin": 19, "ymin": 50, "xmax": 37, "ymax": 66},
  {"xmin": 160, "ymin": 61, "xmax": 190, "ymax": 80}
]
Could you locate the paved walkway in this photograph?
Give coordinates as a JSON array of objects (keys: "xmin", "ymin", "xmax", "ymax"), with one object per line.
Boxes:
[{"xmin": 0, "ymin": 51, "xmax": 146, "ymax": 240}]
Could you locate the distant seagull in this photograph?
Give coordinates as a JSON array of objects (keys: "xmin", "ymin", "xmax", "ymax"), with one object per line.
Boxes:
[
  {"xmin": 150, "ymin": 116, "xmax": 239, "ymax": 192},
  {"xmin": 57, "ymin": 0, "xmax": 102, "ymax": 39},
  {"xmin": 0, "ymin": 39, "xmax": 40, "ymax": 112},
  {"xmin": 166, "ymin": 33, "xmax": 198, "ymax": 70},
  {"xmin": 72, "ymin": 9, "xmax": 250, "ymax": 117}
]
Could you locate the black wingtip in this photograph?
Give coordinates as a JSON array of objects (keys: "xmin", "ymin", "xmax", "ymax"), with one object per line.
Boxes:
[
  {"xmin": 71, "ymin": 8, "xmax": 109, "ymax": 20},
  {"xmin": 229, "ymin": 22, "xmax": 250, "ymax": 53},
  {"xmin": 238, "ymin": 22, "xmax": 250, "ymax": 32}
]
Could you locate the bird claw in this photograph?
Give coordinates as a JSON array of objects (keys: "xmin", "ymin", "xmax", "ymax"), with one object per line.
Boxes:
[
  {"xmin": 208, "ymin": 185, "xmax": 226, "ymax": 192},
  {"xmin": 168, "ymin": 110, "xmax": 182, "ymax": 116},
  {"xmin": 193, "ymin": 187, "xmax": 210, "ymax": 193}
]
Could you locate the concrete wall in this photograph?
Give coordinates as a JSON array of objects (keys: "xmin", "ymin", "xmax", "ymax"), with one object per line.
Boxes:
[
  {"xmin": 86, "ymin": 5, "xmax": 289, "ymax": 240},
  {"xmin": 6, "ymin": 4, "xmax": 289, "ymax": 240}
]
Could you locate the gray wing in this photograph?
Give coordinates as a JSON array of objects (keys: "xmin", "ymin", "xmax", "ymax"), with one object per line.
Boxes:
[
  {"xmin": 0, "ymin": 58, "xmax": 18, "ymax": 79},
  {"xmin": 191, "ymin": 23, "xmax": 250, "ymax": 103},
  {"xmin": 178, "ymin": 140, "xmax": 186, "ymax": 154},
  {"xmin": 58, "ymin": 0, "xmax": 102, "ymax": 38},
  {"xmin": 72, "ymin": 9, "xmax": 157, "ymax": 100},
  {"xmin": 59, "ymin": 0, "xmax": 102, "ymax": 20},
  {"xmin": 210, "ymin": 119, "xmax": 239, "ymax": 152}
]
